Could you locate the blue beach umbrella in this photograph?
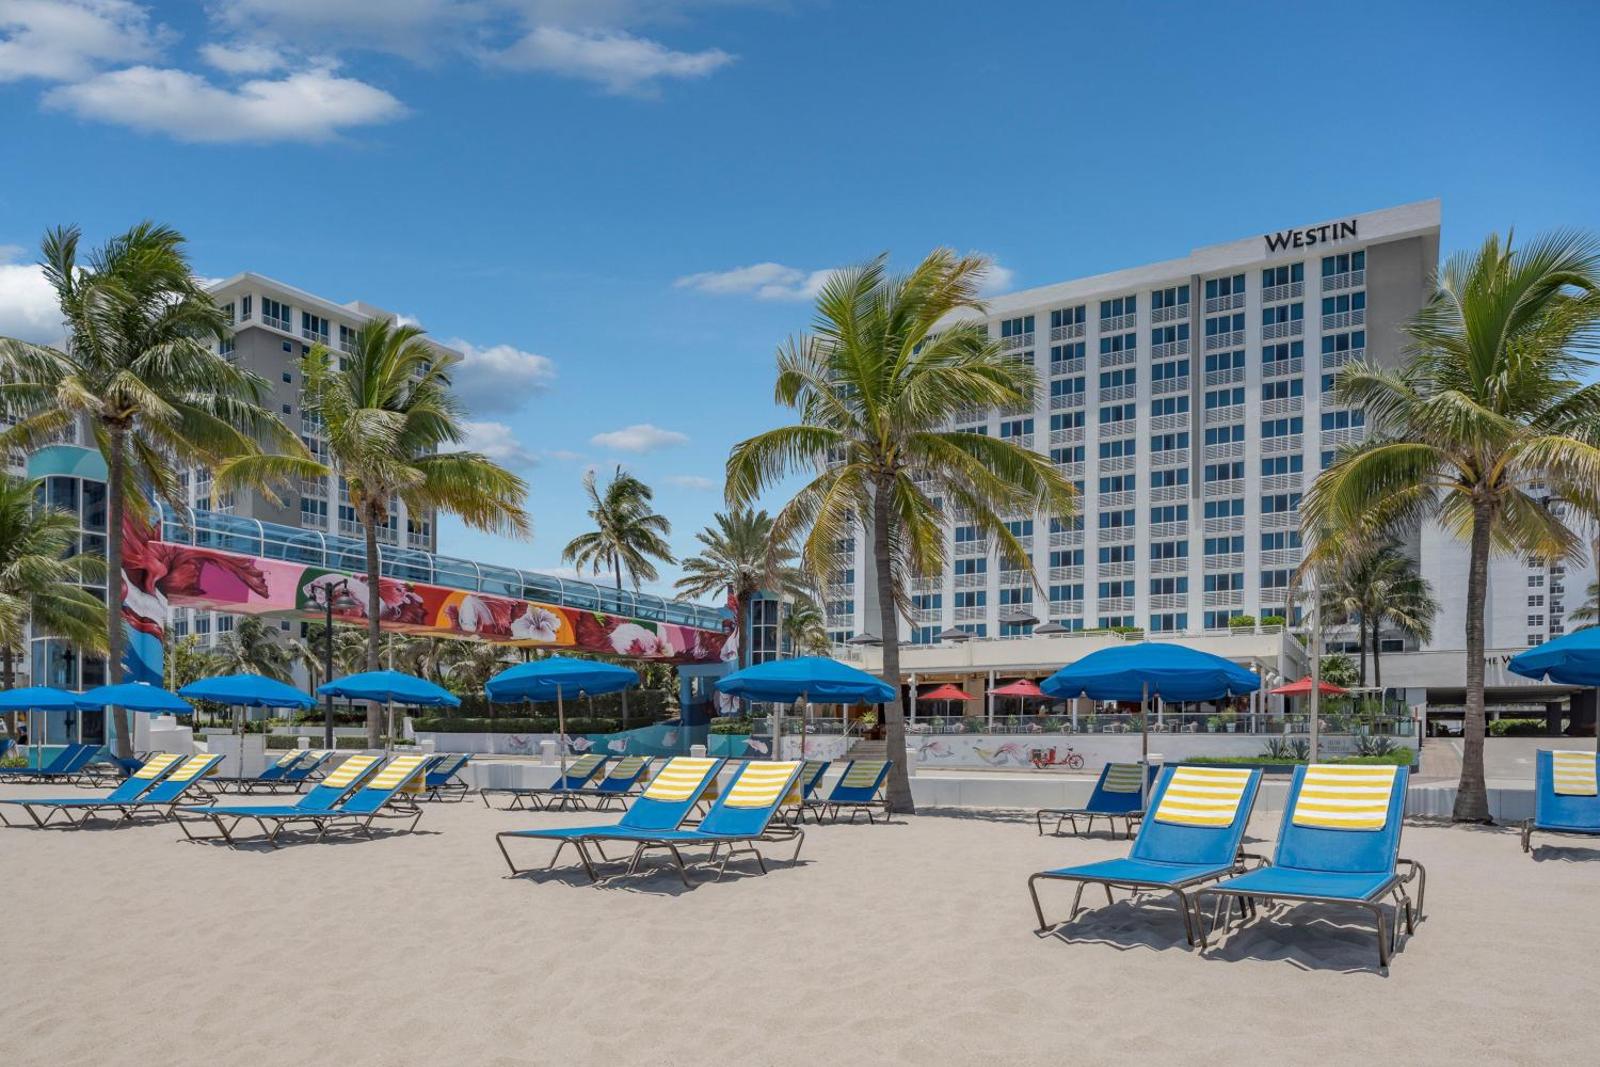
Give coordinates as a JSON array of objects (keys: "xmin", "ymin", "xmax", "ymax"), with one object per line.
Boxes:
[
  {"xmin": 1510, "ymin": 629, "xmax": 1600, "ymax": 752},
  {"xmin": 716, "ymin": 657, "xmax": 896, "ymax": 759},
  {"xmin": 487, "ymin": 657, "xmax": 639, "ymax": 775},
  {"xmin": 1043, "ymin": 643, "xmax": 1261, "ymax": 795},
  {"xmin": 181, "ymin": 674, "xmax": 318, "ymax": 775},
  {"xmin": 317, "ymin": 670, "xmax": 460, "ymax": 754},
  {"xmin": 77, "ymin": 682, "xmax": 193, "ymax": 713},
  {"xmin": 0, "ymin": 686, "xmax": 81, "ymax": 769}
]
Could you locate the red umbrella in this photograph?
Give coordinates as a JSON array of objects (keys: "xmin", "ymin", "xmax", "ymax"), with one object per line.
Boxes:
[
  {"xmin": 1270, "ymin": 676, "xmax": 1349, "ymax": 697},
  {"xmin": 921, "ymin": 684, "xmax": 973, "ymax": 702},
  {"xmin": 990, "ymin": 679, "xmax": 1045, "ymax": 698}
]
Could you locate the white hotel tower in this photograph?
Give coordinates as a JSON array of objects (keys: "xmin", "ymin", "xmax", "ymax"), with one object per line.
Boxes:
[{"xmin": 831, "ymin": 200, "xmax": 1441, "ymax": 647}]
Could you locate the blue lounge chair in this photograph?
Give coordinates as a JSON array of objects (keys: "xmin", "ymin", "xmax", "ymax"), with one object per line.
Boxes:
[
  {"xmin": 1027, "ymin": 765, "xmax": 1263, "ymax": 947},
  {"xmin": 301, "ymin": 754, "xmax": 436, "ymax": 839},
  {"xmin": 176, "ymin": 753, "xmax": 385, "ymax": 846},
  {"xmin": 422, "ymin": 752, "xmax": 473, "ymax": 802},
  {"xmin": 98, "ymin": 753, "xmax": 227, "ymax": 822},
  {"xmin": 213, "ymin": 749, "xmax": 307, "ymax": 793},
  {"xmin": 481, "ymin": 752, "xmax": 610, "ymax": 811},
  {"xmin": 788, "ymin": 759, "xmax": 831, "ymax": 824},
  {"xmin": 1202, "ymin": 764, "xmax": 1423, "ymax": 969},
  {"xmin": 272, "ymin": 750, "xmax": 336, "ymax": 792},
  {"xmin": 586, "ymin": 756, "xmax": 653, "ymax": 812},
  {"xmin": 592, "ymin": 760, "xmax": 808, "ymax": 886},
  {"xmin": 496, "ymin": 756, "xmax": 725, "ymax": 882},
  {"xmin": 0, "ymin": 743, "xmax": 99, "ymax": 784},
  {"xmin": 0, "ymin": 752, "xmax": 184, "ymax": 828},
  {"xmin": 1522, "ymin": 749, "xmax": 1600, "ymax": 854},
  {"xmin": 820, "ymin": 759, "xmax": 892, "ymax": 824},
  {"xmin": 1036, "ymin": 762, "xmax": 1156, "ymax": 839}
]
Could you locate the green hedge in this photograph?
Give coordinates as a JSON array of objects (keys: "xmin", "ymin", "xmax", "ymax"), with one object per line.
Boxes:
[
  {"xmin": 1186, "ymin": 747, "xmax": 1415, "ymax": 767},
  {"xmin": 412, "ymin": 716, "xmax": 659, "ymax": 735},
  {"xmin": 1489, "ymin": 717, "xmax": 1551, "ymax": 737}
]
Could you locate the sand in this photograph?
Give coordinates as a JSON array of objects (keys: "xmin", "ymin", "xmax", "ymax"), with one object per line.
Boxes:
[{"xmin": 1, "ymin": 780, "xmax": 1596, "ymax": 1067}]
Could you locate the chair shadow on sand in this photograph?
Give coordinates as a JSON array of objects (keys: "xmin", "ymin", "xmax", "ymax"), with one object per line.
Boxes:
[{"xmin": 502, "ymin": 853, "xmax": 817, "ymax": 897}]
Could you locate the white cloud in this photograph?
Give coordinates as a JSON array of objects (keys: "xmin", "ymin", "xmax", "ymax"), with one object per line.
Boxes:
[
  {"xmin": 590, "ymin": 423, "xmax": 688, "ymax": 453},
  {"xmin": 665, "ymin": 474, "xmax": 714, "ymax": 490},
  {"xmin": 0, "ymin": 245, "xmax": 62, "ymax": 345},
  {"xmin": 444, "ymin": 338, "xmax": 558, "ymax": 416},
  {"xmin": 198, "ymin": 40, "xmax": 285, "ymax": 74},
  {"xmin": 43, "ymin": 66, "xmax": 407, "ymax": 143},
  {"xmin": 532, "ymin": 563, "xmax": 621, "ymax": 585},
  {"xmin": 674, "ymin": 261, "xmax": 835, "ymax": 301},
  {"xmin": 462, "ymin": 420, "xmax": 539, "ymax": 470},
  {"xmin": 979, "ymin": 258, "xmax": 1015, "ymax": 295},
  {"xmin": 489, "ymin": 25, "xmax": 733, "ymax": 95},
  {"xmin": 0, "ymin": 0, "xmax": 167, "ymax": 83},
  {"xmin": 542, "ymin": 448, "xmax": 585, "ymax": 463}
]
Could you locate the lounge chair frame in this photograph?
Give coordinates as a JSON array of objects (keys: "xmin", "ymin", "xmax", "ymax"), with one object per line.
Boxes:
[
  {"xmin": 481, "ymin": 755, "xmax": 610, "ymax": 811},
  {"xmin": 423, "ymin": 753, "xmax": 474, "ymax": 802},
  {"xmin": 1520, "ymin": 749, "xmax": 1600, "ymax": 856}
]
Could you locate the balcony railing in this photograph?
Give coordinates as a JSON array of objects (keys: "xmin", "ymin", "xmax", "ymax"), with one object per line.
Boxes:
[
  {"xmin": 1100, "ymin": 312, "xmax": 1137, "ymax": 332},
  {"xmin": 1205, "ymin": 330, "xmax": 1246, "ymax": 351},
  {"xmin": 1151, "ymin": 303, "xmax": 1189, "ymax": 324},
  {"xmin": 1050, "ymin": 321, "xmax": 1086, "ymax": 342},
  {"xmin": 1262, "ymin": 356, "xmax": 1304, "ymax": 379},
  {"xmin": 1322, "ymin": 309, "xmax": 1366, "ymax": 331},
  {"xmin": 1322, "ymin": 269, "xmax": 1365, "ymax": 292},
  {"xmin": 1205, "ymin": 292, "xmax": 1245, "ymax": 314},
  {"xmin": 1262, "ymin": 281, "xmax": 1304, "ymax": 304}
]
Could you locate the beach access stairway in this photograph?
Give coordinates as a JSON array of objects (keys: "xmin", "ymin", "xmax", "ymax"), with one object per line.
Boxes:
[{"xmin": 844, "ymin": 739, "xmax": 888, "ymax": 762}]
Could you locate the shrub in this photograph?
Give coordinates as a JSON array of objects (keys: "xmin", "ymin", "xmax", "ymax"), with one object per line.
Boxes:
[
  {"xmin": 412, "ymin": 716, "xmax": 661, "ymax": 735},
  {"xmin": 1228, "ymin": 615, "xmax": 1256, "ymax": 629},
  {"xmin": 1489, "ymin": 717, "xmax": 1549, "ymax": 737},
  {"xmin": 1259, "ymin": 615, "xmax": 1286, "ymax": 628}
]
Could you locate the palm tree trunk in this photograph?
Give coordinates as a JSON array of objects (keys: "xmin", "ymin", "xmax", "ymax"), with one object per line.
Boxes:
[
  {"xmin": 362, "ymin": 503, "xmax": 383, "ymax": 747},
  {"xmin": 1357, "ymin": 617, "xmax": 1368, "ymax": 688},
  {"xmin": 104, "ymin": 424, "xmax": 132, "ymax": 759},
  {"xmin": 1454, "ymin": 504, "xmax": 1494, "ymax": 822},
  {"xmin": 1372, "ymin": 629, "xmax": 1383, "ymax": 690},
  {"xmin": 2, "ymin": 644, "xmax": 13, "ymax": 740},
  {"xmin": 872, "ymin": 486, "xmax": 913, "ymax": 815}
]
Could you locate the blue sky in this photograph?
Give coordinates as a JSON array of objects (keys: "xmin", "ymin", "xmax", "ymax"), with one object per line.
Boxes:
[{"xmin": 3, "ymin": 1, "xmax": 1599, "ymax": 600}]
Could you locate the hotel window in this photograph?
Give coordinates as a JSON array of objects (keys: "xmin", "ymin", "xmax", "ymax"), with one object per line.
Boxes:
[
  {"xmin": 1261, "ymin": 455, "xmax": 1303, "ymax": 476},
  {"xmin": 1323, "ymin": 291, "xmax": 1366, "ymax": 315},
  {"xmin": 1099, "ymin": 331, "xmax": 1136, "ymax": 356},
  {"xmin": 219, "ymin": 336, "xmax": 235, "ymax": 357},
  {"xmin": 1052, "ymin": 513, "xmax": 1085, "ymax": 533},
  {"xmin": 339, "ymin": 324, "xmax": 358, "ymax": 353},
  {"xmin": 1099, "ymin": 438, "xmax": 1135, "ymax": 459},
  {"xmin": 1262, "ymin": 531, "xmax": 1302, "ymax": 552},
  {"xmin": 1050, "ymin": 583, "xmax": 1084, "ymax": 602},
  {"xmin": 1050, "ymin": 305, "xmax": 1086, "ymax": 329},
  {"xmin": 1527, "ymin": 615, "xmax": 1545, "ymax": 628},
  {"xmin": 999, "ymin": 417, "xmax": 1033, "ymax": 439},
  {"xmin": 954, "ymin": 558, "xmax": 987, "ymax": 576},
  {"xmin": 910, "ymin": 626, "xmax": 938, "ymax": 645},
  {"xmin": 1050, "ymin": 410, "xmax": 1085, "ymax": 431},
  {"xmin": 1262, "ymin": 303, "xmax": 1303, "ymax": 326},
  {"xmin": 1152, "ymin": 358, "xmax": 1189, "ymax": 382},
  {"xmin": 1099, "ymin": 474, "xmax": 1136, "ymax": 495},
  {"xmin": 262, "ymin": 297, "xmax": 291, "ymax": 330},
  {"xmin": 1203, "ymin": 499, "xmax": 1245, "ymax": 519},
  {"xmin": 1099, "ymin": 367, "xmax": 1137, "ymax": 390},
  {"xmin": 1204, "ymin": 387, "xmax": 1244, "ymax": 410},
  {"xmin": 1261, "ymin": 492, "xmax": 1302, "ymax": 514},
  {"xmin": 1204, "ymin": 461, "xmax": 1244, "ymax": 482},
  {"xmin": 1151, "ymin": 323, "xmax": 1189, "ymax": 346},
  {"xmin": 1000, "ymin": 315, "xmax": 1034, "ymax": 338},
  {"xmin": 1322, "ymin": 330, "xmax": 1366, "ymax": 356},
  {"xmin": 221, "ymin": 301, "xmax": 235, "ymax": 325},
  {"xmin": 1320, "ymin": 410, "xmax": 1365, "ymax": 430},
  {"xmin": 1150, "ymin": 539, "xmax": 1188, "ymax": 559},
  {"xmin": 911, "ymin": 593, "xmax": 943, "ymax": 613},
  {"xmin": 1049, "ymin": 549, "xmax": 1084, "ymax": 567},
  {"xmin": 1098, "ymin": 544, "xmax": 1136, "ymax": 564},
  {"xmin": 1321, "ymin": 449, "xmax": 1336, "ymax": 468},
  {"xmin": 1150, "ymin": 504, "xmax": 1189, "ymax": 524},
  {"xmin": 1529, "ymin": 574, "xmax": 1546, "ymax": 587},
  {"xmin": 1098, "ymin": 509, "xmax": 1136, "ymax": 530},
  {"xmin": 1322, "ymin": 251, "xmax": 1366, "ymax": 276},
  {"xmin": 1099, "ymin": 295, "xmax": 1137, "ymax": 320},
  {"xmin": 1529, "ymin": 594, "xmax": 1546, "ymax": 608},
  {"xmin": 1150, "ymin": 431, "xmax": 1189, "ymax": 452},
  {"xmin": 1150, "ymin": 467, "xmax": 1188, "ymax": 488},
  {"xmin": 1050, "ymin": 341, "xmax": 1085, "ymax": 369},
  {"xmin": 1150, "ymin": 396, "xmax": 1188, "ymax": 417},
  {"xmin": 1098, "ymin": 580, "xmax": 1135, "ymax": 599},
  {"xmin": 1261, "ymin": 569, "xmax": 1293, "ymax": 590},
  {"xmin": 1205, "ymin": 535, "xmax": 1244, "ymax": 555},
  {"xmin": 1099, "ymin": 402, "xmax": 1137, "ymax": 425},
  {"xmin": 1150, "ymin": 613, "xmax": 1188, "ymax": 632},
  {"xmin": 954, "ymin": 591, "xmax": 986, "ymax": 609},
  {"xmin": 301, "ymin": 311, "xmax": 330, "ymax": 343},
  {"xmin": 1051, "ymin": 376, "xmax": 1085, "ymax": 399},
  {"xmin": 1204, "ymin": 350, "xmax": 1245, "ymax": 373},
  {"xmin": 954, "ymin": 524, "xmax": 981, "ymax": 544},
  {"xmin": 1205, "ymin": 609, "xmax": 1244, "ymax": 629},
  {"xmin": 1262, "ymin": 379, "xmax": 1303, "ymax": 401},
  {"xmin": 1263, "ymin": 341, "xmax": 1303, "ymax": 367},
  {"xmin": 1150, "ymin": 576, "xmax": 1188, "ymax": 595},
  {"xmin": 1050, "ymin": 445, "xmax": 1085, "ymax": 465},
  {"xmin": 240, "ymin": 294, "xmax": 252, "ymax": 320},
  {"xmin": 1204, "ymin": 572, "xmax": 1245, "ymax": 593},
  {"xmin": 1205, "ymin": 312, "xmax": 1245, "ymax": 337},
  {"xmin": 1262, "ymin": 263, "xmax": 1304, "ymax": 287},
  {"xmin": 1151, "ymin": 284, "xmax": 1190, "ymax": 310},
  {"xmin": 1204, "ymin": 424, "xmax": 1245, "ymax": 445},
  {"xmin": 999, "ymin": 586, "xmax": 1033, "ymax": 606},
  {"xmin": 1004, "ymin": 519, "xmax": 1034, "ymax": 538},
  {"xmin": 1261, "ymin": 416, "xmax": 1304, "ymax": 438},
  {"xmin": 1204, "ymin": 274, "xmax": 1246, "ymax": 300}
]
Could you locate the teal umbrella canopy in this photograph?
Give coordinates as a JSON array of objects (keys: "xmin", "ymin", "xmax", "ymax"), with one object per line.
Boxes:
[
  {"xmin": 180, "ymin": 673, "xmax": 317, "ymax": 709},
  {"xmin": 76, "ymin": 682, "xmax": 193, "ymax": 713},
  {"xmin": 715, "ymin": 657, "xmax": 895, "ymax": 703},
  {"xmin": 1509, "ymin": 628, "xmax": 1600, "ymax": 686},
  {"xmin": 0, "ymin": 686, "xmax": 81, "ymax": 711},
  {"xmin": 317, "ymin": 670, "xmax": 460, "ymax": 706},
  {"xmin": 485, "ymin": 657, "xmax": 638, "ymax": 702},
  {"xmin": 1042, "ymin": 643, "xmax": 1260, "ymax": 702}
]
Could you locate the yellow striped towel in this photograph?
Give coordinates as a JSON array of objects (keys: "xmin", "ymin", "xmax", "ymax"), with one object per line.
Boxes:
[
  {"xmin": 1552, "ymin": 751, "xmax": 1598, "ymax": 796},
  {"xmin": 368, "ymin": 754, "xmax": 429, "ymax": 792},
  {"xmin": 562, "ymin": 753, "xmax": 605, "ymax": 781},
  {"xmin": 133, "ymin": 753, "xmax": 182, "ymax": 779},
  {"xmin": 168, "ymin": 754, "xmax": 218, "ymax": 782},
  {"xmin": 1102, "ymin": 763, "xmax": 1144, "ymax": 794},
  {"xmin": 1153, "ymin": 767, "xmax": 1252, "ymax": 827},
  {"xmin": 642, "ymin": 757, "xmax": 718, "ymax": 802},
  {"xmin": 726, "ymin": 761, "xmax": 802, "ymax": 808},
  {"xmin": 1291, "ymin": 764, "xmax": 1398, "ymax": 830},
  {"xmin": 323, "ymin": 754, "xmax": 381, "ymax": 789},
  {"xmin": 842, "ymin": 760, "xmax": 887, "ymax": 788}
]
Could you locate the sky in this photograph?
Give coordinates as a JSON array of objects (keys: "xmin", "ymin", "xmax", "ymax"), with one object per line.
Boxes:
[{"xmin": 3, "ymin": 0, "xmax": 1600, "ymax": 602}]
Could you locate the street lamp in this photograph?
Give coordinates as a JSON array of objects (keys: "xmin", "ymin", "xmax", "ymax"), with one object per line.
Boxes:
[{"xmin": 320, "ymin": 588, "xmax": 359, "ymax": 748}]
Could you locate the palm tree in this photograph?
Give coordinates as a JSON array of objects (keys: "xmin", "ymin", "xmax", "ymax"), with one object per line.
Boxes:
[
  {"xmin": 212, "ymin": 615, "xmax": 292, "ymax": 681},
  {"xmin": 0, "ymin": 223, "xmax": 309, "ymax": 757},
  {"xmin": 674, "ymin": 508, "xmax": 807, "ymax": 668},
  {"xmin": 1569, "ymin": 578, "xmax": 1600, "ymax": 628},
  {"xmin": 397, "ymin": 635, "xmax": 464, "ymax": 684},
  {"xmin": 563, "ymin": 466, "xmax": 674, "ymax": 591},
  {"xmin": 781, "ymin": 597, "xmax": 830, "ymax": 656},
  {"xmin": 1304, "ymin": 230, "xmax": 1600, "ymax": 822},
  {"xmin": 1314, "ymin": 541, "xmax": 1437, "ymax": 688},
  {"xmin": 726, "ymin": 250, "xmax": 1076, "ymax": 814},
  {"xmin": 300, "ymin": 318, "xmax": 531, "ymax": 744},
  {"xmin": 0, "ymin": 477, "xmax": 108, "ymax": 736}
]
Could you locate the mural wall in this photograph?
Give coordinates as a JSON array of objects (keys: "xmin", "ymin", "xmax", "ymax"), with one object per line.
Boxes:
[{"xmin": 119, "ymin": 515, "xmax": 729, "ymax": 681}]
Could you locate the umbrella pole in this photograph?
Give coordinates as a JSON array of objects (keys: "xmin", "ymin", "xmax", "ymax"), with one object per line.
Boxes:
[
  {"xmin": 556, "ymin": 684, "xmax": 568, "ymax": 782},
  {"xmin": 772, "ymin": 694, "xmax": 782, "ymax": 761},
  {"xmin": 386, "ymin": 699, "xmax": 394, "ymax": 756},
  {"xmin": 1140, "ymin": 681, "xmax": 1150, "ymax": 808}
]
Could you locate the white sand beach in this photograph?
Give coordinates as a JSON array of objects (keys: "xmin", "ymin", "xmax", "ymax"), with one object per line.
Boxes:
[{"xmin": 1, "ymin": 782, "xmax": 1595, "ymax": 1067}]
